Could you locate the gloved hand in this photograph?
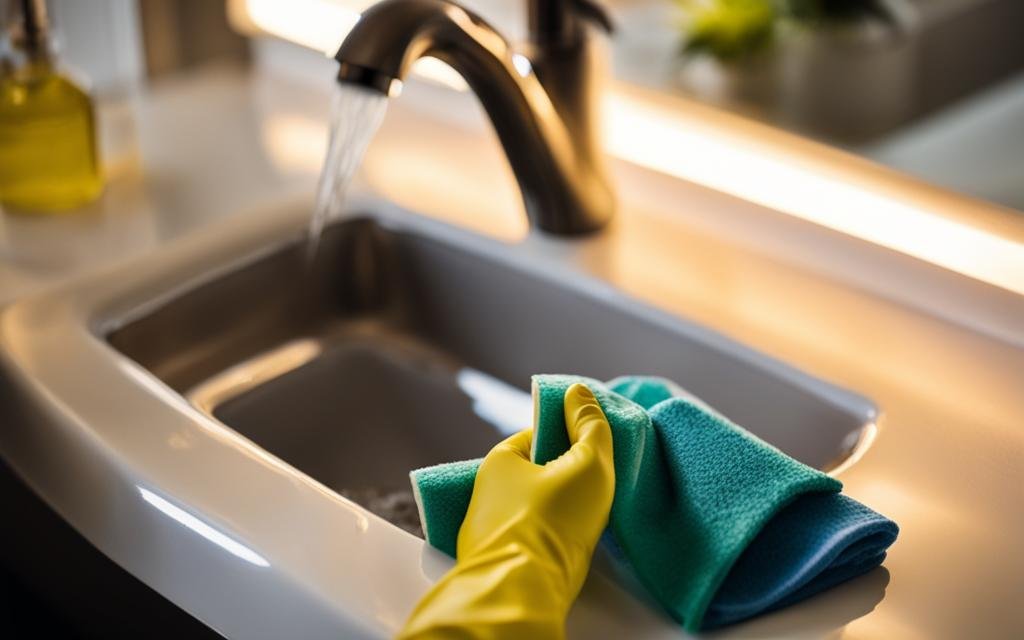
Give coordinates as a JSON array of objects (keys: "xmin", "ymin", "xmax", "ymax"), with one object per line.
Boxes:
[{"xmin": 398, "ymin": 383, "xmax": 615, "ymax": 640}]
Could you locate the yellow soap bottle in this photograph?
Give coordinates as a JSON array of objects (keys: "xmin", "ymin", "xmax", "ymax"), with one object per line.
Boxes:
[{"xmin": 0, "ymin": 0, "xmax": 102, "ymax": 213}]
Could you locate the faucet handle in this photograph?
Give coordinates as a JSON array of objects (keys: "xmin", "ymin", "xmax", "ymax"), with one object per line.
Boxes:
[
  {"xmin": 529, "ymin": 0, "xmax": 614, "ymax": 47},
  {"xmin": 571, "ymin": 0, "xmax": 614, "ymax": 34}
]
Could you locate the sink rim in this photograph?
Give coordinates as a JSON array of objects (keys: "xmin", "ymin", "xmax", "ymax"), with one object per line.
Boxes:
[
  {"xmin": 104, "ymin": 207, "xmax": 879, "ymax": 475},
  {"xmin": 0, "ymin": 196, "xmax": 879, "ymax": 639}
]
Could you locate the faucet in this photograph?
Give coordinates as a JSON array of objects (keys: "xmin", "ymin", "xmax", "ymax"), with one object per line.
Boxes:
[{"xmin": 334, "ymin": 0, "xmax": 615, "ymax": 235}]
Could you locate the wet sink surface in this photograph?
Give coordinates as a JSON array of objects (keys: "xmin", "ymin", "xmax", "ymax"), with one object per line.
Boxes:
[{"xmin": 108, "ymin": 216, "xmax": 876, "ymax": 531}]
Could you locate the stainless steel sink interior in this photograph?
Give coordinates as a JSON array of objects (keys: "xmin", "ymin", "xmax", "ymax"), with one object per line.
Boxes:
[{"xmin": 107, "ymin": 216, "xmax": 876, "ymax": 533}]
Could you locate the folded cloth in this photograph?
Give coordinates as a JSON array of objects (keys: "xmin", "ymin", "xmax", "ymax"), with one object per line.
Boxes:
[{"xmin": 410, "ymin": 375, "xmax": 898, "ymax": 631}]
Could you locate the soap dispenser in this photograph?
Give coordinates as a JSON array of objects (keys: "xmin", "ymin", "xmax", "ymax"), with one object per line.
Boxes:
[{"xmin": 0, "ymin": 0, "xmax": 102, "ymax": 212}]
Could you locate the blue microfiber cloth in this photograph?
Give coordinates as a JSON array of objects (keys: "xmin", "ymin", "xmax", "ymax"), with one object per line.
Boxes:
[{"xmin": 410, "ymin": 375, "xmax": 898, "ymax": 631}]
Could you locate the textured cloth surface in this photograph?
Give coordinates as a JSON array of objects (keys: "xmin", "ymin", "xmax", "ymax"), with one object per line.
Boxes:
[
  {"xmin": 412, "ymin": 458, "xmax": 482, "ymax": 557},
  {"xmin": 410, "ymin": 375, "xmax": 897, "ymax": 630},
  {"xmin": 702, "ymin": 491, "xmax": 897, "ymax": 628}
]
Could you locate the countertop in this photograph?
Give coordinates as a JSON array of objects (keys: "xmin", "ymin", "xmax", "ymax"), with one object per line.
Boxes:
[{"xmin": 1, "ymin": 65, "xmax": 1022, "ymax": 638}]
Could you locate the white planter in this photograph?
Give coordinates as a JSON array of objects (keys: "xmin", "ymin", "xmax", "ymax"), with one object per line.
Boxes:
[
  {"xmin": 676, "ymin": 52, "xmax": 784, "ymax": 122},
  {"xmin": 677, "ymin": 17, "xmax": 917, "ymax": 142},
  {"xmin": 776, "ymin": 21, "xmax": 916, "ymax": 141}
]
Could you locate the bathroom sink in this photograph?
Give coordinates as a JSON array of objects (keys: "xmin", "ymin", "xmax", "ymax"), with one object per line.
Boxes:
[{"xmin": 0, "ymin": 202, "xmax": 877, "ymax": 638}]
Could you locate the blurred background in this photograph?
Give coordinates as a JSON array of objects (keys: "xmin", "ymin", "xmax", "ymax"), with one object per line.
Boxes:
[{"xmin": 9, "ymin": 0, "xmax": 1022, "ymax": 214}]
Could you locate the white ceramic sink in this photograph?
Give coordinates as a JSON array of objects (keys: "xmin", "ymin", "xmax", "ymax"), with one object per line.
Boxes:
[{"xmin": 0, "ymin": 197, "xmax": 879, "ymax": 638}]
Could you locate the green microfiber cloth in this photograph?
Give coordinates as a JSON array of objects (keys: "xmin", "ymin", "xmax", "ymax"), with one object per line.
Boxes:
[{"xmin": 410, "ymin": 375, "xmax": 842, "ymax": 631}]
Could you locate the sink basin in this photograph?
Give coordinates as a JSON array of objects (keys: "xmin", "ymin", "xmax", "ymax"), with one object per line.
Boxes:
[
  {"xmin": 109, "ymin": 215, "xmax": 874, "ymax": 525},
  {"xmin": 0, "ymin": 203, "xmax": 877, "ymax": 638}
]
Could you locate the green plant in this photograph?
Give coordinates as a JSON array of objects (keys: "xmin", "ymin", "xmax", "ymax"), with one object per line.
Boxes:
[
  {"xmin": 785, "ymin": 0, "xmax": 897, "ymax": 25},
  {"xmin": 680, "ymin": 0, "xmax": 776, "ymax": 61},
  {"xmin": 679, "ymin": 0, "xmax": 900, "ymax": 61}
]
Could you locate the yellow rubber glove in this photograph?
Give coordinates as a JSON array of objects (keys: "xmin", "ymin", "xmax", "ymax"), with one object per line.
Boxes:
[{"xmin": 398, "ymin": 383, "xmax": 616, "ymax": 640}]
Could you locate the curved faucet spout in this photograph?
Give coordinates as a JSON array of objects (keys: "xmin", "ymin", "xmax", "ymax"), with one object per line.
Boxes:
[{"xmin": 334, "ymin": 0, "xmax": 614, "ymax": 235}]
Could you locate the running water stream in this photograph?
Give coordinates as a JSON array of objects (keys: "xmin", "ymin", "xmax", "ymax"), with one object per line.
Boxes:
[
  {"xmin": 308, "ymin": 84, "xmax": 389, "ymax": 258},
  {"xmin": 308, "ymin": 84, "xmax": 426, "ymax": 531}
]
